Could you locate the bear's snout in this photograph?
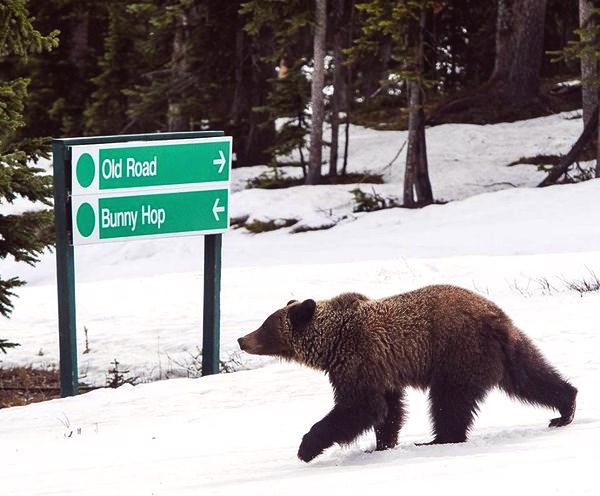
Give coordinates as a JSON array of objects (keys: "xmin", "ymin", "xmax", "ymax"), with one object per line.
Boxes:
[
  {"xmin": 238, "ymin": 328, "xmax": 280, "ymax": 356},
  {"xmin": 238, "ymin": 332, "xmax": 260, "ymax": 354},
  {"xmin": 238, "ymin": 313, "xmax": 291, "ymax": 357}
]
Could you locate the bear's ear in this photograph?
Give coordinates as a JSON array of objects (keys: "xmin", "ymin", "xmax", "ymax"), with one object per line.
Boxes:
[
  {"xmin": 287, "ymin": 299, "xmax": 298, "ymax": 306},
  {"xmin": 289, "ymin": 299, "xmax": 316, "ymax": 328}
]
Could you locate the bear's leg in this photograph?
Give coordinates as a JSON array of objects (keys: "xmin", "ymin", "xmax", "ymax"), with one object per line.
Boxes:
[
  {"xmin": 501, "ymin": 337, "xmax": 577, "ymax": 428},
  {"xmin": 375, "ymin": 390, "xmax": 405, "ymax": 451},
  {"xmin": 298, "ymin": 391, "xmax": 387, "ymax": 462},
  {"xmin": 427, "ymin": 379, "xmax": 486, "ymax": 444}
]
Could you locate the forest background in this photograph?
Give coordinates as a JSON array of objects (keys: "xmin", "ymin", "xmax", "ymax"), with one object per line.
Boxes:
[{"xmin": 3, "ymin": 1, "xmax": 589, "ymax": 172}]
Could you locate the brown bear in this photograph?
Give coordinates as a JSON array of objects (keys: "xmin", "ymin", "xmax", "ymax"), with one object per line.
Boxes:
[{"xmin": 237, "ymin": 285, "xmax": 577, "ymax": 463}]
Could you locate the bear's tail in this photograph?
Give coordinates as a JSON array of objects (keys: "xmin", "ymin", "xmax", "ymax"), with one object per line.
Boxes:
[{"xmin": 500, "ymin": 331, "xmax": 577, "ymax": 427}]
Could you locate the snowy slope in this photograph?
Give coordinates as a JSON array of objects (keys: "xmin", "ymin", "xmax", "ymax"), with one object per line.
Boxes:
[
  {"xmin": 3, "ymin": 178, "xmax": 600, "ymax": 384},
  {"xmin": 0, "ymin": 112, "xmax": 598, "ymax": 494},
  {"xmin": 1, "ymin": 355, "xmax": 598, "ymax": 495}
]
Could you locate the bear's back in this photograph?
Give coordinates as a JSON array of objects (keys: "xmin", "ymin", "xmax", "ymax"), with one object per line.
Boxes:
[{"xmin": 358, "ymin": 285, "xmax": 514, "ymax": 388}]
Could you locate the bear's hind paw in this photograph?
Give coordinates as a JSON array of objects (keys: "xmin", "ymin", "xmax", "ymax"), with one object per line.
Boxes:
[{"xmin": 549, "ymin": 397, "xmax": 576, "ymax": 428}]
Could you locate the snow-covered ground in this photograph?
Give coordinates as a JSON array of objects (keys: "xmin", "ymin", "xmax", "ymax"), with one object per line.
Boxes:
[{"xmin": 1, "ymin": 112, "xmax": 598, "ymax": 495}]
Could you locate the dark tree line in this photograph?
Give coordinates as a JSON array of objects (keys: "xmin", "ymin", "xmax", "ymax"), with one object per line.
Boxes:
[{"xmin": 9, "ymin": 1, "xmax": 580, "ymax": 175}]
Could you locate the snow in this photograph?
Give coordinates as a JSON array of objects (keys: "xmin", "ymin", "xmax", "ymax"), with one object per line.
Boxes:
[
  {"xmin": 1, "ymin": 361, "xmax": 597, "ymax": 495},
  {"xmin": 1, "ymin": 111, "xmax": 599, "ymax": 494}
]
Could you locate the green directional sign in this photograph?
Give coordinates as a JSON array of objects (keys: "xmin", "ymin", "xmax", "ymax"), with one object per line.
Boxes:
[
  {"xmin": 55, "ymin": 131, "xmax": 228, "ymax": 400},
  {"xmin": 71, "ymin": 136, "xmax": 232, "ymax": 195},
  {"xmin": 69, "ymin": 135, "xmax": 232, "ymax": 245},
  {"xmin": 72, "ymin": 189, "xmax": 228, "ymax": 245}
]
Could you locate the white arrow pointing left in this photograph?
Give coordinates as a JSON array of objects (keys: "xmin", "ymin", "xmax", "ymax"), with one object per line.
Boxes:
[
  {"xmin": 212, "ymin": 150, "xmax": 226, "ymax": 174},
  {"xmin": 212, "ymin": 197, "xmax": 225, "ymax": 221}
]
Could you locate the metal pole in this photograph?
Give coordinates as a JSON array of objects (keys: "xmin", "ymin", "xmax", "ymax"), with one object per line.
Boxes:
[
  {"xmin": 53, "ymin": 140, "xmax": 79, "ymax": 396},
  {"xmin": 202, "ymin": 233, "xmax": 222, "ymax": 375}
]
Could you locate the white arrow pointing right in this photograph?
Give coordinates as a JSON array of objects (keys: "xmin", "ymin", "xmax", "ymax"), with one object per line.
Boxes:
[
  {"xmin": 212, "ymin": 197, "xmax": 225, "ymax": 221},
  {"xmin": 212, "ymin": 150, "xmax": 226, "ymax": 174}
]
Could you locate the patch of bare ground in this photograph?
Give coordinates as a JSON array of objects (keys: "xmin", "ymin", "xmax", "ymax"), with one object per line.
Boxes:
[{"xmin": 0, "ymin": 366, "xmax": 92, "ymax": 408}]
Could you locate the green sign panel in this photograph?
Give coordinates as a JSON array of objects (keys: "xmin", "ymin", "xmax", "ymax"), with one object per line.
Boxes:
[
  {"xmin": 69, "ymin": 136, "xmax": 232, "ymax": 245},
  {"xmin": 72, "ymin": 189, "xmax": 228, "ymax": 245},
  {"xmin": 71, "ymin": 137, "xmax": 232, "ymax": 195}
]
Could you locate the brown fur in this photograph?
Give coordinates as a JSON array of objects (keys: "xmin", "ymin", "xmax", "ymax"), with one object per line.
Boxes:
[{"xmin": 238, "ymin": 285, "xmax": 577, "ymax": 462}]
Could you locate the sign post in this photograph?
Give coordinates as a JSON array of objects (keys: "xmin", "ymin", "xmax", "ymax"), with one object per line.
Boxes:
[
  {"xmin": 202, "ymin": 234, "xmax": 221, "ymax": 375},
  {"xmin": 53, "ymin": 139, "xmax": 78, "ymax": 397},
  {"xmin": 53, "ymin": 131, "xmax": 231, "ymax": 396}
]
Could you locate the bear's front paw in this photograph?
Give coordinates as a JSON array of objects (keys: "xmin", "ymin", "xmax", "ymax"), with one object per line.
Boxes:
[{"xmin": 297, "ymin": 431, "xmax": 329, "ymax": 463}]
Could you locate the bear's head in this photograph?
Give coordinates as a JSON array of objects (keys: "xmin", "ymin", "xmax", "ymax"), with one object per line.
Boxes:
[{"xmin": 238, "ymin": 299, "xmax": 317, "ymax": 361}]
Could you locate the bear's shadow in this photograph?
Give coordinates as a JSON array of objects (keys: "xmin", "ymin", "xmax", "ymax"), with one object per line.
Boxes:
[
  {"xmin": 203, "ymin": 420, "xmax": 592, "ymax": 489},
  {"xmin": 317, "ymin": 419, "xmax": 591, "ymax": 468}
]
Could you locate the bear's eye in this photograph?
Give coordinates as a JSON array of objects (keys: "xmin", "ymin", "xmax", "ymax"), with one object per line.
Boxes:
[{"xmin": 283, "ymin": 313, "xmax": 296, "ymax": 335}]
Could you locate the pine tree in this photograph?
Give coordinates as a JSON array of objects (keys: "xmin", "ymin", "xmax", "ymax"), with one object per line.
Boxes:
[
  {"xmin": 230, "ymin": 12, "xmax": 277, "ymax": 166},
  {"xmin": 14, "ymin": 0, "xmax": 108, "ymax": 139},
  {"xmin": 0, "ymin": 1, "xmax": 58, "ymax": 321},
  {"xmin": 241, "ymin": 0, "xmax": 313, "ymax": 167},
  {"xmin": 257, "ymin": 62, "xmax": 311, "ymax": 172},
  {"xmin": 85, "ymin": 1, "xmax": 159, "ymax": 135},
  {"xmin": 119, "ymin": 0, "xmax": 275, "ymax": 164},
  {"xmin": 353, "ymin": 0, "xmax": 435, "ymax": 206},
  {"xmin": 113, "ymin": 0, "xmax": 178, "ymax": 133},
  {"xmin": 243, "ymin": 0, "xmax": 350, "ymax": 180}
]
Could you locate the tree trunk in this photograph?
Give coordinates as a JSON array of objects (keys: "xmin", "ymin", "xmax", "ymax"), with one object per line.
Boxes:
[
  {"xmin": 597, "ymin": 105, "xmax": 600, "ymax": 178},
  {"xmin": 538, "ymin": 104, "xmax": 599, "ymax": 186},
  {"xmin": 69, "ymin": 8, "xmax": 89, "ymax": 70},
  {"xmin": 168, "ymin": 11, "xmax": 190, "ymax": 132},
  {"xmin": 329, "ymin": 45, "xmax": 340, "ymax": 178},
  {"xmin": 503, "ymin": 0, "xmax": 547, "ymax": 104},
  {"xmin": 488, "ymin": 0, "xmax": 515, "ymax": 85},
  {"xmin": 341, "ymin": 0, "xmax": 355, "ymax": 176},
  {"xmin": 307, "ymin": 0, "xmax": 327, "ymax": 185},
  {"xmin": 580, "ymin": 0, "xmax": 598, "ymax": 127},
  {"xmin": 66, "ymin": 5, "xmax": 89, "ymax": 135},
  {"xmin": 404, "ymin": 81, "xmax": 419, "ymax": 207},
  {"xmin": 404, "ymin": 81, "xmax": 433, "ymax": 207},
  {"xmin": 231, "ymin": 21, "xmax": 248, "ymax": 130},
  {"xmin": 415, "ymin": 107, "xmax": 433, "ymax": 202},
  {"xmin": 230, "ymin": 22, "xmax": 275, "ymax": 166},
  {"xmin": 404, "ymin": 10, "xmax": 433, "ymax": 208},
  {"xmin": 329, "ymin": 0, "xmax": 345, "ymax": 177}
]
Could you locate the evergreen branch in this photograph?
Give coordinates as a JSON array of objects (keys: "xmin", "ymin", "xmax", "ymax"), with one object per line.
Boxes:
[{"xmin": 0, "ymin": 276, "xmax": 25, "ymax": 318}]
